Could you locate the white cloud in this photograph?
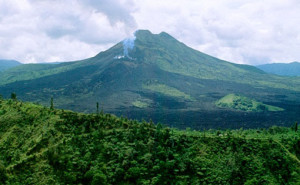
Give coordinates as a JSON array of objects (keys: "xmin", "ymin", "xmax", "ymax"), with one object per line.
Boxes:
[
  {"xmin": 134, "ymin": 0, "xmax": 300, "ymax": 64},
  {"xmin": 0, "ymin": 0, "xmax": 299, "ymax": 64},
  {"xmin": 0, "ymin": 0, "xmax": 136, "ymax": 63}
]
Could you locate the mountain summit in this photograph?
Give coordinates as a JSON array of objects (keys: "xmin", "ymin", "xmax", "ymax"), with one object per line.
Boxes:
[{"xmin": 0, "ymin": 30, "xmax": 299, "ymax": 129}]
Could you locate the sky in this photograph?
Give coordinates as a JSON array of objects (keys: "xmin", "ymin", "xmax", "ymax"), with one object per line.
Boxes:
[{"xmin": 0, "ymin": 0, "xmax": 300, "ymax": 65}]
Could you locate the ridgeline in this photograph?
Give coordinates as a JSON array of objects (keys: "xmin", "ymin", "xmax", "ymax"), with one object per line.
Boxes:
[
  {"xmin": 1, "ymin": 30, "xmax": 299, "ymax": 129},
  {"xmin": 0, "ymin": 97, "xmax": 299, "ymax": 184}
]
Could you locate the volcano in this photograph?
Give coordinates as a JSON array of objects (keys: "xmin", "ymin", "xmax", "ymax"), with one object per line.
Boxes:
[{"xmin": 0, "ymin": 30, "xmax": 299, "ymax": 129}]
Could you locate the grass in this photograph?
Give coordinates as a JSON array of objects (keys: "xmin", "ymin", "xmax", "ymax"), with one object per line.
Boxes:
[
  {"xmin": 216, "ymin": 93, "xmax": 284, "ymax": 112},
  {"xmin": 142, "ymin": 83, "xmax": 194, "ymax": 101},
  {"xmin": 132, "ymin": 100, "xmax": 149, "ymax": 108}
]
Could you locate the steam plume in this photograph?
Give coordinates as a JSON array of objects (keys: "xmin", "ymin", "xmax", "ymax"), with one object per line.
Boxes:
[{"xmin": 123, "ymin": 32, "xmax": 136, "ymax": 58}]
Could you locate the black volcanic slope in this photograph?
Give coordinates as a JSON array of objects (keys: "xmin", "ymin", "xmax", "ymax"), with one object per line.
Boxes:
[{"xmin": 0, "ymin": 30, "xmax": 299, "ymax": 129}]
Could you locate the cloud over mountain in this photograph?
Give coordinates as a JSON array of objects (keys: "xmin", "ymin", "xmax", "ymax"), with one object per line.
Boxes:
[{"xmin": 0, "ymin": 0, "xmax": 299, "ymax": 64}]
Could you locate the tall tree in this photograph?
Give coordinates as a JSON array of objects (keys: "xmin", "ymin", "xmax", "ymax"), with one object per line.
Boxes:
[
  {"xmin": 96, "ymin": 102, "xmax": 99, "ymax": 114},
  {"xmin": 11, "ymin": 92, "xmax": 17, "ymax": 100},
  {"xmin": 50, "ymin": 97, "xmax": 54, "ymax": 110}
]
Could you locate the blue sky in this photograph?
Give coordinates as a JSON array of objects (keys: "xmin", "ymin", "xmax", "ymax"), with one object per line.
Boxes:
[{"xmin": 0, "ymin": 0, "xmax": 299, "ymax": 65}]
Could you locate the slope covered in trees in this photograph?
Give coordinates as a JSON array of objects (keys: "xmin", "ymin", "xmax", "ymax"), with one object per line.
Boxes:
[{"xmin": 0, "ymin": 97, "xmax": 299, "ymax": 184}]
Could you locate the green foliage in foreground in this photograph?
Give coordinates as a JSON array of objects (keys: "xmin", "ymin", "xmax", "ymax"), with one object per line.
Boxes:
[
  {"xmin": 0, "ymin": 98, "xmax": 299, "ymax": 184},
  {"xmin": 216, "ymin": 93, "xmax": 284, "ymax": 112}
]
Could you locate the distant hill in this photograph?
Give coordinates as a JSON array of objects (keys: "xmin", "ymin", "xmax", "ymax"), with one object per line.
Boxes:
[
  {"xmin": 0, "ymin": 30, "xmax": 299, "ymax": 129},
  {"xmin": 0, "ymin": 59, "xmax": 21, "ymax": 72},
  {"xmin": 257, "ymin": 62, "xmax": 300, "ymax": 76},
  {"xmin": 0, "ymin": 99, "xmax": 299, "ymax": 184}
]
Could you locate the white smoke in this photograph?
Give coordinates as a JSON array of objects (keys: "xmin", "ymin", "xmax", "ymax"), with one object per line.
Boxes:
[{"xmin": 122, "ymin": 32, "xmax": 136, "ymax": 58}]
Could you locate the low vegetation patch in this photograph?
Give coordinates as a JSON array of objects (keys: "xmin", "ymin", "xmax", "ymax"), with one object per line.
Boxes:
[
  {"xmin": 132, "ymin": 100, "xmax": 150, "ymax": 108},
  {"xmin": 143, "ymin": 82, "xmax": 193, "ymax": 101},
  {"xmin": 216, "ymin": 93, "xmax": 284, "ymax": 112}
]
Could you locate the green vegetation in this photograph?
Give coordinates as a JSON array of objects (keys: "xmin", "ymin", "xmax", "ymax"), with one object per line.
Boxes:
[
  {"xmin": 134, "ymin": 31, "xmax": 300, "ymax": 91},
  {"xmin": 216, "ymin": 94, "xmax": 284, "ymax": 112},
  {"xmin": 0, "ymin": 61, "xmax": 86, "ymax": 86},
  {"xmin": 143, "ymin": 83, "xmax": 193, "ymax": 101},
  {"xmin": 132, "ymin": 100, "xmax": 149, "ymax": 108},
  {"xmin": 0, "ymin": 98, "xmax": 299, "ymax": 184}
]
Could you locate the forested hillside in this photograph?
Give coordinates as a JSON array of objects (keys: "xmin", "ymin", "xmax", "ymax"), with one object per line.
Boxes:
[{"xmin": 0, "ymin": 97, "xmax": 299, "ymax": 184}]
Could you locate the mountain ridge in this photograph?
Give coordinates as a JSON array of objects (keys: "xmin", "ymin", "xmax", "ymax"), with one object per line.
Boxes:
[
  {"xmin": 0, "ymin": 30, "xmax": 299, "ymax": 129},
  {"xmin": 0, "ymin": 59, "xmax": 22, "ymax": 72},
  {"xmin": 1, "ymin": 31, "xmax": 299, "ymax": 90},
  {"xmin": 257, "ymin": 62, "xmax": 300, "ymax": 76}
]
